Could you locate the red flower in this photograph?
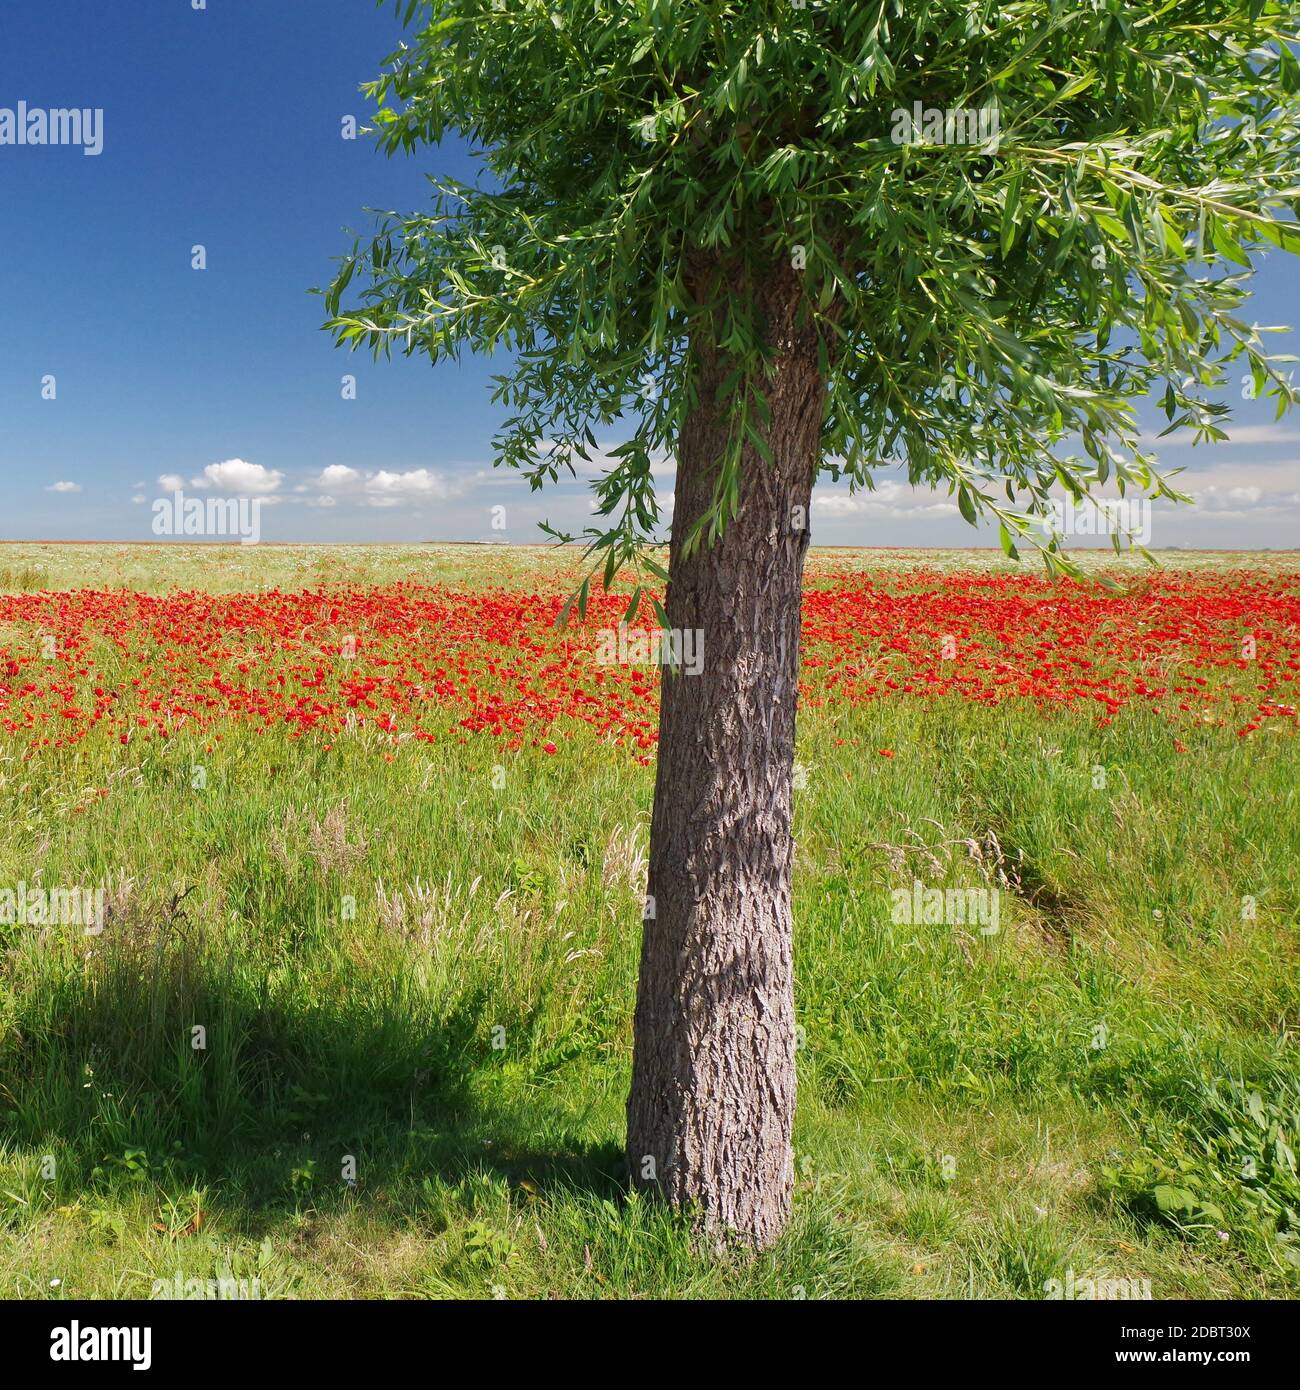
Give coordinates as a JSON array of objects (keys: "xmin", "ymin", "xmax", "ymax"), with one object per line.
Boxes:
[{"xmin": 0, "ymin": 566, "xmax": 1291, "ymax": 760}]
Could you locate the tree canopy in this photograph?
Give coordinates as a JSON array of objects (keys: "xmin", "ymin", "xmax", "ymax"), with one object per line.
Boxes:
[{"xmin": 326, "ymin": 0, "xmax": 1300, "ymax": 586}]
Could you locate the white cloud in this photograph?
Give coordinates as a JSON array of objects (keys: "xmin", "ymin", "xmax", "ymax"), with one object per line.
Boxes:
[
  {"xmin": 810, "ymin": 459, "xmax": 1300, "ymax": 535},
  {"xmin": 363, "ymin": 468, "xmax": 458, "ymax": 506},
  {"xmin": 1223, "ymin": 486, "xmax": 1262, "ymax": 505},
  {"xmin": 1141, "ymin": 424, "xmax": 1300, "ymax": 448},
  {"xmin": 317, "ymin": 464, "xmax": 361, "ymax": 487},
  {"xmin": 306, "ymin": 464, "xmax": 462, "ymax": 507},
  {"xmin": 813, "ymin": 480, "xmax": 959, "ymax": 520},
  {"xmin": 194, "ymin": 459, "xmax": 284, "ymax": 494},
  {"xmin": 46, "ymin": 480, "xmax": 81, "ymax": 493},
  {"xmin": 157, "ymin": 473, "xmax": 186, "ymax": 492},
  {"xmin": 1169, "ymin": 459, "xmax": 1300, "ymax": 517}
]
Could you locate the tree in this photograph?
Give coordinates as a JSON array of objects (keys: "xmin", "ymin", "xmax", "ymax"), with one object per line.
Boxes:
[{"xmin": 326, "ymin": 0, "xmax": 1300, "ymax": 1248}]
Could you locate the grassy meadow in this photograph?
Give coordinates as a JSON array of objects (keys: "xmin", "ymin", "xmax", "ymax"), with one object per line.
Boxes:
[{"xmin": 0, "ymin": 543, "xmax": 1296, "ymax": 1300}]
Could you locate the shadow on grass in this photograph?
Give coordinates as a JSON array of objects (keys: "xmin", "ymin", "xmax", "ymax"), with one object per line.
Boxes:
[{"xmin": 0, "ymin": 934, "xmax": 628, "ymax": 1225}]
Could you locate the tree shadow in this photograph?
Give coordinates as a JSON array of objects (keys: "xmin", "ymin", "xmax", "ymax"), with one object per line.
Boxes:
[{"xmin": 1, "ymin": 947, "xmax": 628, "ymax": 1227}]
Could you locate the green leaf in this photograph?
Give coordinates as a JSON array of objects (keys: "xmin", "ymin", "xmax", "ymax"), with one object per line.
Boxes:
[
  {"xmin": 958, "ymin": 486, "xmax": 978, "ymax": 527},
  {"xmin": 1000, "ymin": 173, "xmax": 1023, "ymax": 257},
  {"xmin": 1153, "ymin": 1185, "xmax": 1193, "ymax": 1215}
]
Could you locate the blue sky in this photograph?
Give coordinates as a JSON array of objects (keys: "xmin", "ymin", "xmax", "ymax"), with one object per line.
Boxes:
[{"xmin": 1, "ymin": 0, "xmax": 1297, "ymax": 550}]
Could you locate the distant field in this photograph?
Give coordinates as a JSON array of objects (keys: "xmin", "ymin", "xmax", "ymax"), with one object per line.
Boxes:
[
  {"xmin": 0, "ymin": 543, "xmax": 1296, "ymax": 1299},
  {"xmin": 1, "ymin": 540, "xmax": 1297, "ymax": 596}
]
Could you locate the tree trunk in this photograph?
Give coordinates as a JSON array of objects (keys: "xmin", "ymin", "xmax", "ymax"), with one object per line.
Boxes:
[{"xmin": 626, "ymin": 264, "xmax": 824, "ymax": 1250}]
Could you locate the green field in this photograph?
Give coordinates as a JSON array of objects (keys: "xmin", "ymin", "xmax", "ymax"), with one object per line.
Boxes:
[{"xmin": 0, "ymin": 544, "xmax": 1296, "ymax": 1300}]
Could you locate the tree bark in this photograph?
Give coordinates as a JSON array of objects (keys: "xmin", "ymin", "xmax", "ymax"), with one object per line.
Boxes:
[{"xmin": 626, "ymin": 263, "xmax": 824, "ymax": 1250}]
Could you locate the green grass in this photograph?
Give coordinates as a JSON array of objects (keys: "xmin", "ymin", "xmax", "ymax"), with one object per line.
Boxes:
[{"xmin": 0, "ymin": 544, "xmax": 1296, "ymax": 1299}]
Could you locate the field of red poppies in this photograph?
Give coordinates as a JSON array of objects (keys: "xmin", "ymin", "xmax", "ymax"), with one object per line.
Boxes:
[
  {"xmin": 0, "ymin": 544, "xmax": 1296, "ymax": 1300},
  {"xmin": 1, "ymin": 563, "xmax": 1295, "ymax": 758}
]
